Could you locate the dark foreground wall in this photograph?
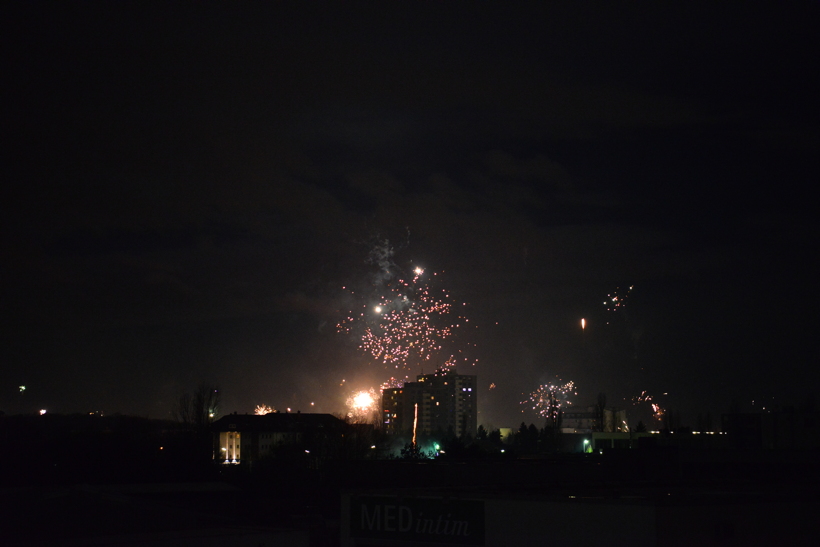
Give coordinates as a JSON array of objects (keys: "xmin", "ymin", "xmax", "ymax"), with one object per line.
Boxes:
[{"xmin": 342, "ymin": 489, "xmax": 818, "ymax": 547}]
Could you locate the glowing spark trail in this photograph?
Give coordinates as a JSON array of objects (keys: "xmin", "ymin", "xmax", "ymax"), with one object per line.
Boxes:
[{"xmin": 412, "ymin": 402, "xmax": 418, "ymax": 448}]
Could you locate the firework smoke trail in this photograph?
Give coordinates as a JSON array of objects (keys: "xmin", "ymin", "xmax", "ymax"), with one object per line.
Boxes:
[
  {"xmin": 523, "ymin": 380, "xmax": 576, "ymax": 426},
  {"xmin": 367, "ymin": 238, "xmax": 397, "ymax": 286}
]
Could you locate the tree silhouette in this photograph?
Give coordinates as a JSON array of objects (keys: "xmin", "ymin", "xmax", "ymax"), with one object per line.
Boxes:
[
  {"xmin": 487, "ymin": 428, "xmax": 502, "ymax": 446},
  {"xmin": 175, "ymin": 382, "xmax": 221, "ymax": 431}
]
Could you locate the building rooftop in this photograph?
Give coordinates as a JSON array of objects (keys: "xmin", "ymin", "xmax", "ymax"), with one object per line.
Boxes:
[{"xmin": 211, "ymin": 413, "xmax": 344, "ymax": 432}]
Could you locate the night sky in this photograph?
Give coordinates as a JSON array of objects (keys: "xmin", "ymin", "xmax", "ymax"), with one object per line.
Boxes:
[{"xmin": 3, "ymin": 3, "xmax": 818, "ymax": 428}]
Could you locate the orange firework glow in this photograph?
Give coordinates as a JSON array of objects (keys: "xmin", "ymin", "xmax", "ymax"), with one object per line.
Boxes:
[
  {"xmin": 346, "ymin": 388, "xmax": 379, "ymax": 423},
  {"xmin": 254, "ymin": 404, "xmax": 274, "ymax": 415}
]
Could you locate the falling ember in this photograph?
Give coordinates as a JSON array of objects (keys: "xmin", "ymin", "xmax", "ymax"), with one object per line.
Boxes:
[
  {"xmin": 380, "ymin": 377, "xmax": 405, "ymax": 390},
  {"xmin": 254, "ymin": 404, "xmax": 274, "ymax": 415},
  {"xmin": 603, "ymin": 285, "xmax": 634, "ymax": 313},
  {"xmin": 441, "ymin": 355, "xmax": 458, "ymax": 369},
  {"xmin": 581, "ymin": 318, "xmax": 586, "ymax": 330}
]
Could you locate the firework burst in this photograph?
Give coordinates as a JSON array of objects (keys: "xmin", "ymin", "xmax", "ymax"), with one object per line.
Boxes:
[
  {"xmin": 338, "ymin": 266, "xmax": 476, "ymax": 375},
  {"xmin": 631, "ymin": 391, "xmax": 665, "ymax": 424},
  {"xmin": 523, "ymin": 380, "xmax": 576, "ymax": 425},
  {"xmin": 254, "ymin": 404, "xmax": 274, "ymax": 415},
  {"xmin": 346, "ymin": 388, "xmax": 379, "ymax": 423},
  {"xmin": 603, "ymin": 285, "xmax": 633, "ymax": 313}
]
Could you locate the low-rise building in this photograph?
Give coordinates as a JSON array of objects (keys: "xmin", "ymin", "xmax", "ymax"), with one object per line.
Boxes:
[{"xmin": 211, "ymin": 412, "xmax": 345, "ymax": 464}]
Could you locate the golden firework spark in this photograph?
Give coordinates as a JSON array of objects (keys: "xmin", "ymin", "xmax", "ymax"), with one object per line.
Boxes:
[{"xmin": 254, "ymin": 404, "xmax": 274, "ymax": 415}]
